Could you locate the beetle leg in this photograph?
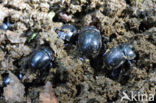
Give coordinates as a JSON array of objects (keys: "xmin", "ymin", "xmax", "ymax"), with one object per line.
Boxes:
[
  {"xmin": 124, "ymin": 60, "xmax": 133, "ymax": 76},
  {"xmin": 111, "ymin": 68, "xmax": 123, "ymax": 81},
  {"xmin": 49, "ymin": 62, "xmax": 53, "ymax": 68},
  {"xmin": 79, "ymin": 57, "xmax": 85, "ymax": 62},
  {"xmin": 102, "ymin": 35, "xmax": 109, "ymax": 41},
  {"xmin": 117, "ymin": 69, "xmax": 123, "ymax": 82}
]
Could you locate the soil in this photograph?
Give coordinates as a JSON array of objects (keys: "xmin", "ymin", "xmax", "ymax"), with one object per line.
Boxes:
[{"xmin": 0, "ymin": 0, "xmax": 156, "ymax": 103}]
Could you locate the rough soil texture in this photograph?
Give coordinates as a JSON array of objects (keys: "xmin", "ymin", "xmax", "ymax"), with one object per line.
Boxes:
[{"xmin": 0, "ymin": 0, "xmax": 156, "ymax": 103}]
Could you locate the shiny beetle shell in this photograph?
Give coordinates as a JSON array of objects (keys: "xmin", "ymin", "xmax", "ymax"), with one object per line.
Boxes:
[
  {"xmin": 57, "ymin": 24, "xmax": 77, "ymax": 41},
  {"xmin": 78, "ymin": 26, "xmax": 102, "ymax": 58},
  {"xmin": 103, "ymin": 44, "xmax": 136, "ymax": 69},
  {"xmin": 0, "ymin": 22, "xmax": 12, "ymax": 30},
  {"xmin": 29, "ymin": 47, "xmax": 54, "ymax": 70}
]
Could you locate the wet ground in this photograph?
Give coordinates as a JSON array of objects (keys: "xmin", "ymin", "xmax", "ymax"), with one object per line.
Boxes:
[{"xmin": 0, "ymin": 0, "xmax": 156, "ymax": 103}]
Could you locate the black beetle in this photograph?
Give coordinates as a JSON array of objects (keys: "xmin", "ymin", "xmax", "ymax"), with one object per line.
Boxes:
[
  {"xmin": 28, "ymin": 46, "xmax": 54, "ymax": 70},
  {"xmin": 103, "ymin": 44, "xmax": 136, "ymax": 79},
  {"xmin": 0, "ymin": 21, "xmax": 12, "ymax": 30},
  {"xmin": 56, "ymin": 24, "xmax": 77, "ymax": 41},
  {"xmin": 78, "ymin": 26, "xmax": 102, "ymax": 58},
  {"xmin": 103, "ymin": 44, "xmax": 136, "ymax": 69},
  {"xmin": 3, "ymin": 75, "xmax": 10, "ymax": 85}
]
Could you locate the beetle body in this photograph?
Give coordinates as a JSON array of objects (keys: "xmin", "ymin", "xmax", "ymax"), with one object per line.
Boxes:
[
  {"xmin": 57, "ymin": 24, "xmax": 77, "ymax": 41},
  {"xmin": 0, "ymin": 22, "xmax": 12, "ymax": 30},
  {"xmin": 78, "ymin": 26, "xmax": 102, "ymax": 58},
  {"xmin": 3, "ymin": 75, "xmax": 10, "ymax": 85},
  {"xmin": 103, "ymin": 44, "xmax": 136, "ymax": 80},
  {"xmin": 104, "ymin": 44, "xmax": 136, "ymax": 69},
  {"xmin": 29, "ymin": 47, "xmax": 54, "ymax": 70}
]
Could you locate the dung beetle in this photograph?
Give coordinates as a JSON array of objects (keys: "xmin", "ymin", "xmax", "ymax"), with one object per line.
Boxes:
[
  {"xmin": 3, "ymin": 75, "xmax": 10, "ymax": 85},
  {"xmin": 28, "ymin": 46, "xmax": 54, "ymax": 70},
  {"xmin": 103, "ymin": 44, "xmax": 136, "ymax": 79},
  {"xmin": 1, "ymin": 73, "xmax": 10, "ymax": 86},
  {"xmin": 18, "ymin": 73, "xmax": 23, "ymax": 80},
  {"xmin": 0, "ymin": 21, "xmax": 12, "ymax": 30},
  {"xmin": 78, "ymin": 26, "xmax": 102, "ymax": 58},
  {"xmin": 56, "ymin": 24, "xmax": 77, "ymax": 41}
]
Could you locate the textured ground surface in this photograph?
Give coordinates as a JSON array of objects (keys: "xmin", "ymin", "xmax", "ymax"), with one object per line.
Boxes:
[{"xmin": 0, "ymin": 0, "xmax": 156, "ymax": 103}]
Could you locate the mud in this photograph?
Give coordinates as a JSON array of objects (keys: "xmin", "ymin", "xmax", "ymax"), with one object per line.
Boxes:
[{"xmin": 0, "ymin": 0, "xmax": 156, "ymax": 103}]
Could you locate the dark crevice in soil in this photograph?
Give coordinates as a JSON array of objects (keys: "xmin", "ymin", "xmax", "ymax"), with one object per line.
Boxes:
[
  {"xmin": 125, "ymin": 0, "xmax": 131, "ymax": 5},
  {"xmin": 0, "ymin": 87, "xmax": 4, "ymax": 97},
  {"xmin": 107, "ymin": 92, "xmax": 119, "ymax": 102},
  {"xmin": 75, "ymin": 84, "xmax": 82, "ymax": 97},
  {"xmin": 152, "ymin": 63, "xmax": 156, "ymax": 69},
  {"xmin": 87, "ymin": 98, "xmax": 99, "ymax": 103},
  {"xmin": 139, "ymin": 22, "xmax": 150, "ymax": 32},
  {"xmin": 4, "ymin": 5, "xmax": 21, "ymax": 11},
  {"xmin": 24, "ymin": 80, "xmax": 45, "ymax": 97},
  {"xmin": 52, "ymin": 71, "xmax": 69, "ymax": 87},
  {"xmin": 13, "ymin": 59, "xmax": 21, "ymax": 68},
  {"xmin": 109, "ymin": 33, "xmax": 117, "ymax": 41},
  {"xmin": 90, "ymin": 54, "xmax": 105, "ymax": 76}
]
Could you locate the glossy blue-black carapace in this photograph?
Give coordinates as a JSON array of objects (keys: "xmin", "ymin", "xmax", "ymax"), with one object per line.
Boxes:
[
  {"xmin": 78, "ymin": 26, "xmax": 102, "ymax": 58},
  {"xmin": 57, "ymin": 24, "xmax": 77, "ymax": 41},
  {"xmin": 0, "ymin": 21, "xmax": 12, "ymax": 30},
  {"xmin": 3, "ymin": 75, "xmax": 10, "ymax": 85},
  {"xmin": 29, "ymin": 47, "xmax": 54, "ymax": 70},
  {"xmin": 103, "ymin": 44, "xmax": 136, "ymax": 69}
]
